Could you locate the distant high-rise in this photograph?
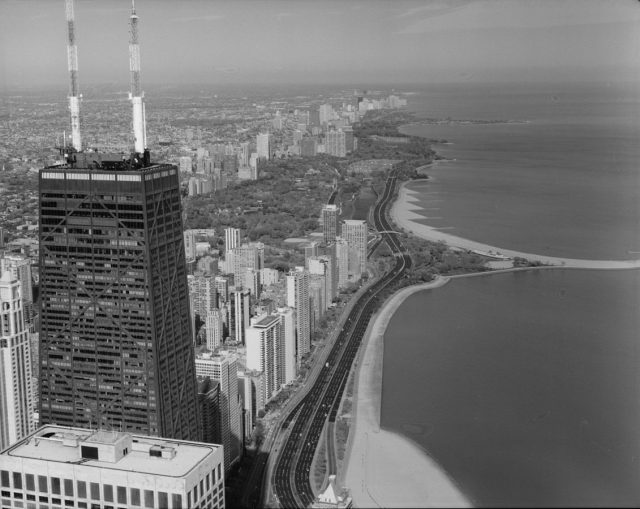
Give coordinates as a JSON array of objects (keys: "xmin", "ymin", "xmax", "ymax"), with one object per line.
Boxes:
[
  {"xmin": 232, "ymin": 288, "xmax": 251, "ymax": 345},
  {"xmin": 224, "ymin": 227, "xmax": 241, "ymax": 254},
  {"xmin": 238, "ymin": 141, "xmax": 250, "ymax": 168},
  {"xmin": 179, "ymin": 155, "xmax": 193, "ymax": 173},
  {"xmin": 335, "ymin": 236, "xmax": 350, "ymax": 288},
  {"xmin": 325, "ymin": 129, "xmax": 347, "ymax": 157},
  {"xmin": 304, "ymin": 241, "xmax": 318, "ymax": 263},
  {"xmin": 318, "ymin": 103, "xmax": 334, "ymax": 125},
  {"xmin": 277, "ymin": 307, "xmax": 297, "ymax": 385},
  {"xmin": 256, "ymin": 132, "xmax": 272, "ymax": 161},
  {"xmin": 244, "ymin": 267, "xmax": 261, "ymax": 299},
  {"xmin": 300, "ymin": 136, "xmax": 318, "ymax": 157},
  {"xmin": 206, "ymin": 309, "xmax": 224, "ymax": 352},
  {"xmin": 308, "ymin": 255, "xmax": 333, "ymax": 309},
  {"xmin": 0, "ymin": 271, "xmax": 35, "ymax": 451},
  {"xmin": 308, "ymin": 109, "xmax": 320, "ymax": 127},
  {"xmin": 341, "ymin": 219, "xmax": 368, "ymax": 278},
  {"xmin": 230, "ymin": 243, "xmax": 262, "ymax": 286},
  {"xmin": 38, "ymin": 157, "xmax": 201, "ymax": 441},
  {"xmin": 189, "ymin": 272, "xmax": 218, "ymax": 319},
  {"xmin": 287, "ymin": 269, "xmax": 310, "ymax": 360},
  {"xmin": 215, "ymin": 275, "xmax": 230, "ymax": 304},
  {"xmin": 184, "ymin": 229, "xmax": 197, "ymax": 261},
  {"xmin": 322, "ymin": 204, "xmax": 338, "ymax": 244}
]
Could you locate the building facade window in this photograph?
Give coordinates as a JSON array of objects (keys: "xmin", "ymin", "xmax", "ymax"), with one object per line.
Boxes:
[
  {"xmin": 129, "ymin": 488, "xmax": 140, "ymax": 507},
  {"xmin": 90, "ymin": 482, "xmax": 100, "ymax": 501},
  {"xmin": 144, "ymin": 490, "xmax": 154, "ymax": 508}
]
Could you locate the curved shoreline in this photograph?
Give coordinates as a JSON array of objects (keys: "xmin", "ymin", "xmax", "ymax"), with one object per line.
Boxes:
[
  {"xmin": 391, "ymin": 181, "xmax": 640, "ymax": 270},
  {"xmin": 343, "ymin": 177, "xmax": 640, "ymax": 506},
  {"xmin": 343, "ymin": 276, "xmax": 472, "ymax": 508}
]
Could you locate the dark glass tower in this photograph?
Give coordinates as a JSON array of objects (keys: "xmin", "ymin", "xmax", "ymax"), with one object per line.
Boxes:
[{"xmin": 38, "ymin": 152, "xmax": 201, "ymax": 441}]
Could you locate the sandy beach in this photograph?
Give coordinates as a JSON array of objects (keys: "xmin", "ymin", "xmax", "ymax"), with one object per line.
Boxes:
[
  {"xmin": 342, "ymin": 180, "xmax": 640, "ymax": 507},
  {"xmin": 391, "ymin": 182, "xmax": 640, "ymax": 270},
  {"xmin": 343, "ymin": 277, "xmax": 472, "ymax": 508}
]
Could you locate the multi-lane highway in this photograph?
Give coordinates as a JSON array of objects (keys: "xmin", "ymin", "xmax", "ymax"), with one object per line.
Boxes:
[{"xmin": 271, "ymin": 170, "xmax": 412, "ymax": 508}]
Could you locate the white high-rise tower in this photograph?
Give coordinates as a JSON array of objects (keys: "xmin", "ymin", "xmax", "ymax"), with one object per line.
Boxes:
[{"xmin": 0, "ymin": 272, "xmax": 35, "ymax": 451}]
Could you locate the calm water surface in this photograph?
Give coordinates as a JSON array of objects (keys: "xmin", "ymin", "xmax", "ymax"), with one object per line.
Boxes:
[
  {"xmin": 399, "ymin": 82, "xmax": 640, "ymax": 260},
  {"xmin": 381, "ymin": 82, "xmax": 640, "ymax": 507},
  {"xmin": 381, "ymin": 270, "xmax": 640, "ymax": 507}
]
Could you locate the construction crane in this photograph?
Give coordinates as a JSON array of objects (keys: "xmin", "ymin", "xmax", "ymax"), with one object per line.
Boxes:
[
  {"xmin": 65, "ymin": 0, "xmax": 82, "ymax": 151},
  {"xmin": 129, "ymin": 0, "xmax": 147, "ymax": 154}
]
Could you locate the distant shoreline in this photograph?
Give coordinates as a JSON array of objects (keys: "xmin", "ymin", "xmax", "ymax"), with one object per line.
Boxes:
[{"xmin": 391, "ymin": 181, "xmax": 640, "ymax": 270}]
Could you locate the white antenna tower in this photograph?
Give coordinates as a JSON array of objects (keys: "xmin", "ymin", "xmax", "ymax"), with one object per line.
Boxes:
[
  {"xmin": 129, "ymin": 0, "xmax": 147, "ymax": 154},
  {"xmin": 65, "ymin": 0, "xmax": 82, "ymax": 151}
]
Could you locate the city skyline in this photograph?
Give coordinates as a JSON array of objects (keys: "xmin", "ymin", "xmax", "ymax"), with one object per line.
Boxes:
[{"xmin": 1, "ymin": 0, "xmax": 639, "ymax": 90}]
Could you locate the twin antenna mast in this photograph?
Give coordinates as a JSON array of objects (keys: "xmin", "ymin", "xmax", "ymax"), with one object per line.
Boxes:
[
  {"xmin": 65, "ymin": 0, "xmax": 81, "ymax": 151},
  {"xmin": 64, "ymin": 0, "xmax": 147, "ymax": 155}
]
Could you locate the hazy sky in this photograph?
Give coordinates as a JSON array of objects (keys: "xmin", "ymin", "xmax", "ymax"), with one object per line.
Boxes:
[{"xmin": 1, "ymin": 0, "xmax": 639, "ymax": 89}]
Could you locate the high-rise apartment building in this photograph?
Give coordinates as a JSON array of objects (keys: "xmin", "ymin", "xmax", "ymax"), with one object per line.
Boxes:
[
  {"xmin": 335, "ymin": 237, "xmax": 350, "ymax": 288},
  {"xmin": 179, "ymin": 155, "xmax": 193, "ymax": 173},
  {"xmin": 276, "ymin": 307, "xmax": 297, "ymax": 385},
  {"xmin": 318, "ymin": 104, "xmax": 334, "ymax": 125},
  {"xmin": 206, "ymin": 309, "xmax": 224, "ymax": 352},
  {"xmin": 341, "ymin": 219, "xmax": 368, "ymax": 278},
  {"xmin": 198, "ymin": 377, "xmax": 222, "ymax": 446},
  {"xmin": 189, "ymin": 272, "xmax": 218, "ymax": 319},
  {"xmin": 184, "ymin": 229, "xmax": 197, "ymax": 262},
  {"xmin": 0, "ymin": 425, "xmax": 225, "ymax": 509},
  {"xmin": 304, "ymin": 242, "xmax": 318, "ymax": 263},
  {"xmin": 195, "ymin": 352, "xmax": 241, "ymax": 472},
  {"xmin": 246, "ymin": 314, "xmax": 282, "ymax": 403},
  {"xmin": 244, "ymin": 267, "xmax": 261, "ymax": 299},
  {"xmin": 238, "ymin": 142, "xmax": 250, "ymax": 168},
  {"xmin": 0, "ymin": 272, "xmax": 35, "ymax": 451},
  {"xmin": 321, "ymin": 204, "xmax": 338, "ymax": 244},
  {"xmin": 309, "ymin": 255, "xmax": 335, "ymax": 305},
  {"xmin": 260, "ymin": 268, "xmax": 280, "ymax": 287},
  {"xmin": 287, "ymin": 269, "xmax": 310, "ymax": 361},
  {"xmin": 0, "ymin": 254, "xmax": 33, "ymax": 322},
  {"xmin": 224, "ymin": 227, "xmax": 241, "ymax": 254},
  {"xmin": 325, "ymin": 129, "xmax": 347, "ymax": 157},
  {"xmin": 230, "ymin": 244, "xmax": 262, "ymax": 287},
  {"xmin": 300, "ymin": 136, "xmax": 318, "ymax": 157},
  {"xmin": 238, "ymin": 370, "xmax": 265, "ymax": 440},
  {"xmin": 256, "ymin": 133, "xmax": 272, "ymax": 161},
  {"xmin": 214, "ymin": 276, "xmax": 229, "ymax": 304},
  {"xmin": 38, "ymin": 156, "xmax": 200, "ymax": 441},
  {"xmin": 232, "ymin": 288, "xmax": 251, "ymax": 345},
  {"xmin": 309, "ymin": 275, "xmax": 325, "ymax": 326}
]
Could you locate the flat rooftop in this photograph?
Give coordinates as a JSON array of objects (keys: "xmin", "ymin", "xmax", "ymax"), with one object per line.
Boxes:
[
  {"xmin": 3, "ymin": 426, "xmax": 218, "ymax": 478},
  {"xmin": 253, "ymin": 314, "xmax": 280, "ymax": 328}
]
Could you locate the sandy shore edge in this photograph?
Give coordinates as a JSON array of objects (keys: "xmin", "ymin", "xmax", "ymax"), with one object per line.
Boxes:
[
  {"xmin": 391, "ymin": 182, "xmax": 640, "ymax": 270},
  {"xmin": 343, "ymin": 277, "xmax": 472, "ymax": 508},
  {"xmin": 342, "ymin": 178, "xmax": 640, "ymax": 507}
]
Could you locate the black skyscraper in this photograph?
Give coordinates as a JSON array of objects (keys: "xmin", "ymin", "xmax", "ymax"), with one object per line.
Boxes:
[{"xmin": 39, "ymin": 152, "xmax": 201, "ymax": 441}]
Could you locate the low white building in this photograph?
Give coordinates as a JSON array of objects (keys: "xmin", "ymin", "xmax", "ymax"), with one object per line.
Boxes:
[{"xmin": 0, "ymin": 425, "xmax": 225, "ymax": 509}]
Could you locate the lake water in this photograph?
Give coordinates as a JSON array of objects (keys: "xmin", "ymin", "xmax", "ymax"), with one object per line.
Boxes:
[
  {"xmin": 380, "ymin": 82, "xmax": 640, "ymax": 507},
  {"xmin": 399, "ymin": 82, "xmax": 640, "ymax": 260}
]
